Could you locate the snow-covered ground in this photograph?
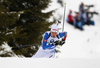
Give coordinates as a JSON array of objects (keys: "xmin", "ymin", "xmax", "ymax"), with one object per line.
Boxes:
[
  {"xmin": 1, "ymin": 0, "xmax": 100, "ymax": 59},
  {"xmin": 48, "ymin": 0, "xmax": 100, "ymax": 59},
  {"xmin": 1, "ymin": 0, "xmax": 100, "ymax": 68},
  {"xmin": 56, "ymin": 15, "xmax": 100, "ymax": 58}
]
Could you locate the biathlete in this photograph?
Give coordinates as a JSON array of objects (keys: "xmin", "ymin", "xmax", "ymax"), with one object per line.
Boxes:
[{"xmin": 32, "ymin": 24, "xmax": 67, "ymax": 58}]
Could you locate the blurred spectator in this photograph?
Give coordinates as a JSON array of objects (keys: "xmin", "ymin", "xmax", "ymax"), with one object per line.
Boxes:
[
  {"xmin": 79, "ymin": 2, "xmax": 85, "ymax": 25},
  {"xmin": 74, "ymin": 12, "xmax": 83, "ymax": 30},
  {"xmin": 79, "ymin": 2, "xmax": 85, "ymax": 14},
  {"xmin": 84, "ymin": 9, "xmax": 95, "ymax": 25},
  {"xmin": 67, "ymin": 10, "xmax": 74, "ymax": 25}
]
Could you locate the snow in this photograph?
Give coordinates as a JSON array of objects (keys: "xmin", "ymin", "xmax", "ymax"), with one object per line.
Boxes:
[
  {"xmin": 0, "ymin": 42, "xmax": 19, "ymax": 57},
  {"xmin": 50, "ymin": 0, "xmax": 100, "ymax": 59},
  {"xmin": 1, "ymin": 0, "xmax": 100, "ymax": 68}
]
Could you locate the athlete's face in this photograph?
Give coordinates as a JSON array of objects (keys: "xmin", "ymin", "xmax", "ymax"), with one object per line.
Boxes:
[{"xmin": 51, "ymin": 32, "xmax": 57, "ymax": 38}]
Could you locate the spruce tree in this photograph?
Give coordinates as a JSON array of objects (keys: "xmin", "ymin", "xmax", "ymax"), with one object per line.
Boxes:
[{"xmin": 0, "ymin": 0, "xmax": 54, "ymax": 57}]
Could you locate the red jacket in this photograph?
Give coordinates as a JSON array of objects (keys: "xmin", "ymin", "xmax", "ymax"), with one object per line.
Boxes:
[{"xmin": 68, "ymin": 14, "xmax": 74, "ymax": 22}]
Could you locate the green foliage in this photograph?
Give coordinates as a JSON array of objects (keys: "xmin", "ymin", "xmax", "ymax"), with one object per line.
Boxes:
[{"xmin": 0, "ymin": 0, "xmax": 55, "ymax": 57}]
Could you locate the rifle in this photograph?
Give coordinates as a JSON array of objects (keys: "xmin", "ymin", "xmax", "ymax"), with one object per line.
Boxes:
[
  {"xmin": 85, "ymin": 5, "xmax": 94, "ymax": 10},
  {"xmin": 88, "ymin": 11, "xmax": 99, "ymax": 15}
]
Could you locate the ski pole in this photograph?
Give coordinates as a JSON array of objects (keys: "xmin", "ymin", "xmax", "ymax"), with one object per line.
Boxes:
[
  {"xmin": 11, "ymin": 43, "xmax": 40, "ymax": 50},
  {"xmin": 62, "ymin": 3, "xmax": 66, "ymax": 32},
  {"xmin": 11, "ymin": 40, "xmax": 63, "ymax": 50}
]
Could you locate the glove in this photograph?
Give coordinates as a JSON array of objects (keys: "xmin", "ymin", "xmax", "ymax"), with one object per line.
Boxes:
[
  {"xmin": 53, "ymin": 40, "xmax": 59, "ymax": 46},
  {"xmin": 60, "ymin": 39, "xmax": 65, "ymax": 46}
]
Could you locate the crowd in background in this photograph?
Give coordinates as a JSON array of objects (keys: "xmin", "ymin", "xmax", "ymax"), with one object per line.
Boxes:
[{"xmin": 66, "ymin": 2, "xmax": 98, "ymax": 30}]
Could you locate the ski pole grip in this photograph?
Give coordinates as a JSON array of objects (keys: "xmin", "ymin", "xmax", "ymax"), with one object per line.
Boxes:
[{"xmin": 65, "ymin": 3, "xmax": 66, "ymax": 5}]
